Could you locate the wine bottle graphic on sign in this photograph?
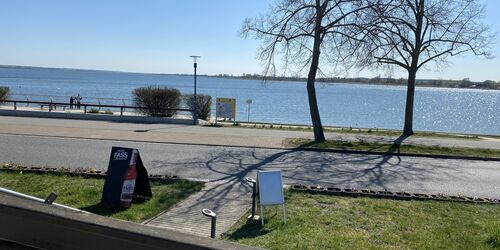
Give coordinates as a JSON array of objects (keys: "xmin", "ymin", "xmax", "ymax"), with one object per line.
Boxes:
[{"xmin": 120, "ymin": 149, "xmax": 138, "ymax": 208}]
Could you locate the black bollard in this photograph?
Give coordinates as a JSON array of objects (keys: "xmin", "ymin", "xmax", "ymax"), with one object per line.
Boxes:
[
  {"xmin": 245, "ymin": 177, "xmax": 257, "ymax": 219},
  {"xmin": 202, "ymin": 209, "xmax": 217, "ymax": 238}
]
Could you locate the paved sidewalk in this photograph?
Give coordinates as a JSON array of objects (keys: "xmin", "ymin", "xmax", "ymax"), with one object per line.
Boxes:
[
  {"xmin": 0, "ymin": 116, "xmax": 499, "ymax": 150},
  {"xmin": 146, "ymin": 180, "xmax": 252, "ymax": 238}
]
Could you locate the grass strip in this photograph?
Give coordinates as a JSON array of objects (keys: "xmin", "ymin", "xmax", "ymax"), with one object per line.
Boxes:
[
  {"xmin": 226, "ymin": 191, "xmax": 500, "ymax": 249},
  {"xmin": 285, "ymin": 138, "xmax": 500, "ymax": 159},
  {"xmin": 215, "ymin": 122, "xmax": 487, "ymax": 140},
  {"xmin": 0, "ymin": 171, "xmax": 203, "ymax": 223}
]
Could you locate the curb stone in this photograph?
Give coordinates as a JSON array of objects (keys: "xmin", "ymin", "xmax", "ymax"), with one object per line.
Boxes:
[
  {"xmin": 291, "ymin": 184, "xmax": 500, "ymax": 205},
  {"xmin": 0, "ymin": 163, "xmax": 185, "ymax": 184}
]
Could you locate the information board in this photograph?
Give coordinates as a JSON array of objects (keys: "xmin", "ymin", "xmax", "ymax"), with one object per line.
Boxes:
[
  {"xmin": 257, "ymin": 170, "xmax": 285, "ymax": 205},
  {"xmin": 216, "ymin": 97, "xmax": 236, "ymax": 119},
  {"xmin": 101, "ymin": 147, "xmax": 152, "ymax": 207}
]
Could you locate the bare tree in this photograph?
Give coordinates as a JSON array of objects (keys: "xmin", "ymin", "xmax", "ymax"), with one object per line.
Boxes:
[
  {"xmin": 241, "ymin": 0, "xmax": 372, "ymax": 142},
  {"xmin": 362, "ymin": 0, "xmax": 494, "ymax": 135}
]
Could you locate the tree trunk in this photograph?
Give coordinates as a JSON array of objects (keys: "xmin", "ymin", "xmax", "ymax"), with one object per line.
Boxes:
[
  {"xmin": 307, "ymin": 66, "xmax": 325, "ymax": 143},
  {"xmin": 403, "ymin": 0, "xmax": 424, "ymax": 136},
  {"xmin": 307, "ymin": 1, "xmax": 325, "ymax": 143},
  {"xmin": 403, "ymin": 69, "xmax": 416, "ymax": 135}
]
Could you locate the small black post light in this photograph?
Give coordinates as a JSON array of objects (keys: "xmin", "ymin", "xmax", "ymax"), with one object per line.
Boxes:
[
  {"xmin": 44, "ymin": 192, "xmax": 58, "ymax": 204},
  {"xmin": 202, "ymin": 208, "xmax": 217, "ymax": 238},
  {"xmin": 245, "ymin": 177, "xmax": 258, "ymax": 219}
]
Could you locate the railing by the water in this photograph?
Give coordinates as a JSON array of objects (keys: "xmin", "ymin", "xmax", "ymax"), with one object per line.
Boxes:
[
  {"xmin": 0, "ymin": 99, "xmax": 193, "ymax": 117},
  {"xmin": 9, "ymin": 93, "xmax": 133, "ymax": 106}
]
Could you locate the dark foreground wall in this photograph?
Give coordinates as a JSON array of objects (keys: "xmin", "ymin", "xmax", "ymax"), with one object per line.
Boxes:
[{"xmin": 0, "ymin": 193, "xmax": 257, "ymax": 250}]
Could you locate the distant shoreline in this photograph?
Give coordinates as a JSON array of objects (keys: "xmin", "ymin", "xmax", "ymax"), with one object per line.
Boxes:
[
  {"xmin": 210, "ymin": 75, "xmax": 500, "ymax": 91},
  {"xmin": 1, "ymin": 65, "xmax": 499, "ymax": 90}
]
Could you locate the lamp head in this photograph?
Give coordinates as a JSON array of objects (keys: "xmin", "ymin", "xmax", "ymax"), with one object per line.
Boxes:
[{"xmin": 189, "ymin": 55, "xmax": 201, "ymax": 63}]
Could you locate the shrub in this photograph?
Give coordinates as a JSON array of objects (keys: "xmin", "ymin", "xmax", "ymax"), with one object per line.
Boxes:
[
  {"xmin": 0, "ymin": 86, "xmax": 10, "ymax": 103},
  {"xmin": 133, "ymin": 86, "xmax": 181, "ymax": 117},
  {"xmin": 184, "ymin": 94, "xmax": 212, "ymax": 120},
  {"xmin": 203, "ymin": 123, "xmax": 222, "ymax": 127},
  {"xmin": 88, "ymin": 108, "xmax": 100, "ymax": 113}
]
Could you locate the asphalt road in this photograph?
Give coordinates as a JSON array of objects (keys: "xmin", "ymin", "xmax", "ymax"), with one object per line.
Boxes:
[{"xmin": 1, "ymin": 133, "xmax": 499, "ymax": 198}]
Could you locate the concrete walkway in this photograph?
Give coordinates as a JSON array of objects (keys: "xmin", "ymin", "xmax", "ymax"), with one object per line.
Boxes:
[
  {"xmin": 145, "ymin": 180, "xmax": 251, "ymax": 238},
  {"xmin": 0, "ymin": 115, "xmax": 499, "ymax": 150}
]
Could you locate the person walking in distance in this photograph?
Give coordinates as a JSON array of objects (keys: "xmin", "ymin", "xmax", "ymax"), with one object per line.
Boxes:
[
  {"xmin": 76, "ymin": 94, "xmax": 82, "ymax": 109},
  {"xmin": 69, "ymin": 96, "xmax": 74, "ymax": 109}
]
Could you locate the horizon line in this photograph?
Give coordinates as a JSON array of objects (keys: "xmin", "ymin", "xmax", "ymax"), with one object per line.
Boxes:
[{"xmin": 0, "ymin": 64, "xmax": 497, "ymax": 83}]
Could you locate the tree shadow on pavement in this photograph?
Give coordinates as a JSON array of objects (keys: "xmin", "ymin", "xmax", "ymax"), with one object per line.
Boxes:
[
  {"xmin": 161, "ymin": 149, "xmax": 295, "ymax": 213},
  {"xmin": 354, "ymin": 134, "xmax": 411, "ymax": 188},
  {"xmin": 147, "ymin": 139, "xmax": 458, "ymax": 213},
  {"xmin": 388, "ymin": 134, "xmax": 410, "ymax": 153}
]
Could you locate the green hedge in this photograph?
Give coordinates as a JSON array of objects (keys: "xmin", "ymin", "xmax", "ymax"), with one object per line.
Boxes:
[
  {"xmin": 0, "ymin": 86, "xmax": 9, "ymax": 103},
  {"xmin": 133, "ymin": 86, "xmax": 181, "ymax": 117},
  {"xmin": 184, "ymin": 94, "xmax": 212, "ymax": 120}
]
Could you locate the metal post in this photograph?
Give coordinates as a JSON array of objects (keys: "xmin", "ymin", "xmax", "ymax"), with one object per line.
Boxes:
[
  {"xmin": 245, "ymin": 177, "xmax": 258, "ymax": 219},
  {"xmin": 14, "ymin": 102, "xmax": 17, "ymax": 110},
  {"xmin": 261, "ymin": 205, "xmax": 264, "ymax": 226},
  {"xmin": 210, "ymin": 214, "xmax": 216, "ymax": 238},
  {"xmin": 246, "ymin": 99, "xmax": 252, "ymax": 122},
  {"xmin": 194, "ymin": 62, "xmax": 198, "ymax": 125},
  {"xmin": 120, "ymin": 107, "xmax": 123, "ymax": 116},
  {"xmin": 190, "ymin": 56, "xmax": 200, "ymax": 125},
  {"xmin": 251, "ymin": 181, "xmax": 256, "ymax": 217},
  {"xmin": 202, "ymin": 209, "xmax": 217, "ymax": 238}
]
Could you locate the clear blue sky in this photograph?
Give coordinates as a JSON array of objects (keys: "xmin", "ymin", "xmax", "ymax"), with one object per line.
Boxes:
[{"xmin": 0, "ymin": 0, "xmax": 499, "ymax": 81}]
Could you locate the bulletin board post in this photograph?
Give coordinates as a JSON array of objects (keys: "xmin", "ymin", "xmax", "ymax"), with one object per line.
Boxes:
[{"xmin": 216, "ymin": 97, "xmax": 236, "ymax": 123}]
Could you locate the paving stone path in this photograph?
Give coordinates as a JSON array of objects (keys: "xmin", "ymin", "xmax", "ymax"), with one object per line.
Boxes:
[{"xmin": 145, "ymin": 180, "xmax": 252, "ymax": 238}]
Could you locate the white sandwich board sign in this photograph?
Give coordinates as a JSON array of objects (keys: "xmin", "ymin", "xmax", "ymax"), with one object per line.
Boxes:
[{"xmin": 257, "ymin": 170, "xmax": 286, "ymax": 225}]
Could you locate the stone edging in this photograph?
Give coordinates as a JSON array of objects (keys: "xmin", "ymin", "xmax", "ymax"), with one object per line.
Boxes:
[
  {"xmin": 290, "ymin": 184, "xmax": 500, "ymax": 205},
  {"xmin": 0, "ymin": 163, "xmax": 182, "ymax": 184}
]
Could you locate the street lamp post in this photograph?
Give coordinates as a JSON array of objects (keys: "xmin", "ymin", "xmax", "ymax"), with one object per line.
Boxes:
[{"xmin": 190, "ymin": 56, "xmax": 200, "ymax": 125}]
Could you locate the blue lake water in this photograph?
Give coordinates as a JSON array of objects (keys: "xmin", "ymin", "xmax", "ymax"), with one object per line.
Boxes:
[{"xmin": 0, "ymin": 67, "xmax": 499, "ymax": 135}]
